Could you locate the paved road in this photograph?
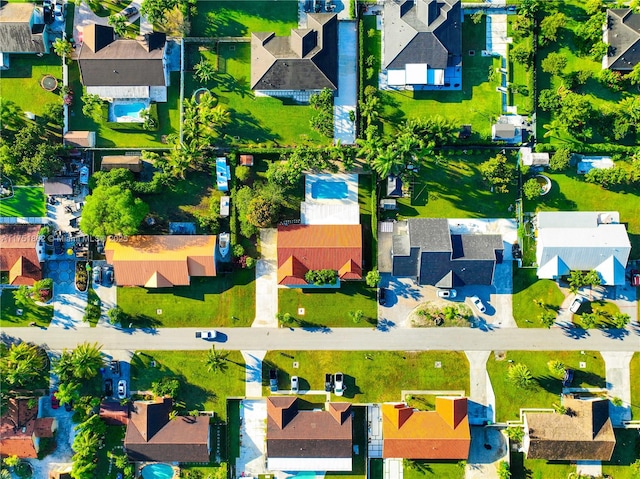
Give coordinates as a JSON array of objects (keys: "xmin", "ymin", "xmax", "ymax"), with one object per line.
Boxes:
[{"xmin": 3, "ymin": 326, "xmax": 639, "ymax": 352}]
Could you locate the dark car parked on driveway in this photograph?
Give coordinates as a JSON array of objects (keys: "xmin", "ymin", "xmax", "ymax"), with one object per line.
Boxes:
[
  {"xmin": 324, "ymin": 373, "xmax": 334, "ymax": 392},
  {"xmin": 378, "ymin": 287, "xmax": 387, "ymax": 306},
  {"xmin": 110, "ymin": 360, "xmax": 120, "ymax": 375},
  {"xmin": 269, "ymin": 369, "xmax": 278, "ymax": 392},
  {"xmin": 104, "ymin": 379, "xmax": 113, "ymax": 397}
]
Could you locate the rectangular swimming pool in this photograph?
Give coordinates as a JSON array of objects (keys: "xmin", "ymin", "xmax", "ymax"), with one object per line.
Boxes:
[
  {"xmin": 111, "ymin": 102, "xmax": 146, "ymax": 122},
  {"xmin": 311, "ymin": 180, "xmax": 348, "ymax": 199}
]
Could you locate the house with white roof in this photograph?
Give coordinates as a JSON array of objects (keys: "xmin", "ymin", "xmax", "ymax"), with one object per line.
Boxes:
[{"xmin": 535, "ymin": 211, "xmax": 631, "ymax": 286}]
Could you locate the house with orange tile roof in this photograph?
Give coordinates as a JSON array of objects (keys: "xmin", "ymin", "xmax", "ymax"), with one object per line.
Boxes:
[
  {"xmin": 266, "ymin": 397, "xmax": 353, "ymax": 471},
  {"xmin": 382, "ymin": 397, "xmax": 470, "ymax": 459},
  {"xmin": 0, "ymin": 398, "xmax": 57, "ymax": 458},
  {"xmin": 0, "ymin": 224, "xmax": 43, "ymax": 286},
  {"xmin": 277, "ymin": 224, "xmax": 362, "ymax": 286},
  {"xmin": 104, "ymin": 235, "xmax": 216, "ymax": 287}
]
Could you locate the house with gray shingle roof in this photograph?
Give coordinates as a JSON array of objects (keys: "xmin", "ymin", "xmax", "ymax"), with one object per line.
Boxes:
[
  {"xmin": 385, "ymin": 218, "xmax": 503, "ymax": 287},
  {"xmin": 77, "ymin": 24, "xmax": 169, "ymax": 102},
  {"xmin": 251, "ymin": 13, "xmax": 338, "ymax": 100},
  {"xmin": 383, "ymin": 0, "xmax": 462, "ymax": 88},
  {"xmin": 603, "ymin": 8, "xmax": 640, "ymax": 71},
  {"xmin": 0, "ymin": 2, "xmax": 49, "ymax": 70}
]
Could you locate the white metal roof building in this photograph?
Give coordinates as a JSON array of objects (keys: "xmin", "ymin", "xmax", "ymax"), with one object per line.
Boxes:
[{"xmin": 536, "ymin": 212, "xmax": 631, "ymax": 286}]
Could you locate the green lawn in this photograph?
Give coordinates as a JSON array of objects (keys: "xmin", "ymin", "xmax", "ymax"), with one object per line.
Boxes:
[
  {"xmin": 263, "ymin": 351, "xmax": 470, "ymax": 402},
  {"xmin": 140, "ymin": 168, "xmax": 217, "ymax": 232},
  {"xmin": 131, "ymin": 350, "xmax": 246, "ymax": 418},
  {"xmin": 404, "ymin": 461, "xmax": 465, "ymax": 479},
  {"xmin": 68, "ymin": 63, "xmax": 181, "ymax": 147},
  {"xmin": 94, "ymin": 426, "xmax": 126, "ymax": 479},
  {"xmin": 0, "ymin": 186, "xmax": 46, "ymax": 217},
  {"xmin": 186, "ymin": 42, "xmax": 330, "ymax": 147},
  {"xmin": 117, "ymin": 269, "xmax": 255, "ymax": 328},
  {"xmin": 379, "ymin": 18, "xmax": 502, "ymax": 140},
  {"xmin": 527, "ymin": 171, "xmax": 640, "ymax": 259},
  {"xmin": 0, "ymin": 289, "xmax": 53, "ymax": 327},
  {"xmin": 572, "ymin": 299, "xmax": 621, "ymax": 329},
  {"xmin": 535, "ymin": 0, "xmax": 640, "ymax": 146},
  {"xmin": 358, "ymin": 174, "xmax": 376, "ymax": 270},
  {"xmin": 507, "ymin": 18, "xmax": 534, "ymax": 115},
  {"xmin": 631, "ymin": 353, "xmax": 640, "ymax": 420},
  {"xmin": 362, "ymin": 15, "xmax": 381, "ymax": 91},
  {"xmin": 510, "ymin": 452, "xmax": 575, "ymax": 479},
  {"xmin": 0, "ymin": 55, "xmax": 63, "ymax": 116},
  {"xmin": 393, "ymin": 151, "xmax": 518, "ymax": 219},
  {"xmin": 487, "ymin": 351, "xmax": 605, "ymax": 422},
  {"xmin": 191, "ymin": 1, "xmax": 298, "ymax": 37},
  {"xmin": 278, "ymin": 282, "xmax": 378, "ymax": 328},
  {"xmin": 512, "ymin": 269, "xmax": 565, "ymax": 328},
  {"xmin": 602, "ymin": 429, "xmax": 640, "ymax": 479}
]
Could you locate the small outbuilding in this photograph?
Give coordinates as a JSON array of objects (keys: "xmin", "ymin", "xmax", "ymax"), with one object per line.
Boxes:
[
  {"xmin": 520, "ymin": 147, "xmax": 550, "ymax": 167},
  {"xmin": 100, "ymin": 155, "xmax": 143, "ymax": 173},
  {"xmin": 43, "ymin": 177, "xmax": 74, "ymax": 196},
  {"xmin": 239, "ymin": 154, "xmax": 254, "ymax": 166},
  {"xmin": 63, "ymin": 131, "xmax": 96, "ymax": 148}
]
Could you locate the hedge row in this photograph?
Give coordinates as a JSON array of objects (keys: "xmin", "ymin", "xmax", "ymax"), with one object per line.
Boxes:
[
  {"xmin": 535, "ymin": 142, "xmax": 640, "ymax": 155},
  {"xmin": 370, "ymin": 173, "xmax": 378, "ymax": 270}
]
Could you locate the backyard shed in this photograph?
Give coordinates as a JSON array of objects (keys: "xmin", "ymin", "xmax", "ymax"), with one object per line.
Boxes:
[
  {"xmin": 520, "ymin": 147, "xmax": 549, "ymax": 167},
  {"xmin": 43, "ymin": 177, "xmax": 74, "ymax": 196},
  {"xmin": 220, "ymin": 196, "xmax": 230, "ymax": 217},
  {"xmin": 239, "ymin": 155, "xmax": 254, "ymax": 166},
  {"xmin": 63, "ymin": 131, "xmax": 96, "ymax": 148},
  {"xmin": 100, "ymin": 155, "xmax": 143, "ymax": 173}
]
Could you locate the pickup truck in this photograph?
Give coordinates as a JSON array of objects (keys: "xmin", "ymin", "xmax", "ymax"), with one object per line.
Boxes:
[{"xmin": 195, "ymin": 330, "xmax": 217, "ymax": 340}]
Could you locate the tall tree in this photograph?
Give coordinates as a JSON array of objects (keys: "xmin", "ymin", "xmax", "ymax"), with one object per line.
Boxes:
[
  {"xmin": 479, "ymin": 153, "xmax": 516, "ymax": 193},
  {"xmin": 52, "ymin": 38, "xmax": 73, "ymax": 63},
  {"xmin": 80, "ymin": 185, "xmax": 149, "ymax": 236},
  {"xmin": 108, "ymin": 14, "xmax": 127, "ymax": 37},
  {"xmin": 140, "ymin": 0, "xmax": 178, "ymax": 26},
  {"xmin": 0, "ymin": 342, "xmax": 46, "ymax": 389},
  {"xmin": 194, "ymin": 59, "xmax": 216, "ymax": 83}
]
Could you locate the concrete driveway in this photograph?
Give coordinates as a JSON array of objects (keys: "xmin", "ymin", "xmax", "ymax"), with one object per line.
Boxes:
[{"xmin": 466, "ymin": 426, "xmax": 508, "ymax": 479}]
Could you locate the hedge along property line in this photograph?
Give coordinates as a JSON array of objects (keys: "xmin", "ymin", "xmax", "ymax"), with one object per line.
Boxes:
[
  {"xmin": 357, "ymin": 16, "xmax": 365, "ymax": 137},
  {"xmin": 370, "ymin": 173, "xmax": 378, "ymax": 269},
  {"xmin": 534, "ymin": 143, "xmax": 640, "ymax": 155}
]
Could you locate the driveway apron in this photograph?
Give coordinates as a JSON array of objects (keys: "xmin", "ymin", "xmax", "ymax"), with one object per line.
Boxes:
[
  {"xmin": 253, "ymin": 228, "xmax": 278, "ymax": 327},
  {"xmin": 242, "ymin": 351, "xmax": 266, "ymax": 398}
]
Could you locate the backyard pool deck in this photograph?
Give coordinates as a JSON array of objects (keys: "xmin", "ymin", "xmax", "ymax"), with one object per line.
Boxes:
[{"xmin": 301, "ymin": 173, "xmax": 360, "ymax": 225}]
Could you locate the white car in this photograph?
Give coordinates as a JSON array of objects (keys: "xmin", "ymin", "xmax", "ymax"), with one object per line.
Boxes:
[
  {"xmin": 470, "ymin": 295, "xmax": 486, "ymax": 313},
  {"xmin": 117, "ymin": 379, "xmax": 127, "ymax": 399},
  {"xmin": 334, "ymin": 372, "xmax": 345, "ymax": 397},
  {"xmin": 290, "ymin": 376, "xmax": 299, "ymax": 394},
  {"xmin": 437, "ymin": 289, "xmax": 457, "ymax": 299},
  {"xmin": 569, "ymin": 296, "xmax": 585, "ymax": 313}
]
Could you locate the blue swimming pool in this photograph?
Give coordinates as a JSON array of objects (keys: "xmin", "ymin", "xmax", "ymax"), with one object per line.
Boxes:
[
  {"xmin": 141, "ymin": 463, "xmax": 175, "ymax": 479},
  {"xmin": 311, "ymin": 180, "xmax": 348, "ymax": 199},
  {"xmin": 111, "ymin": 102, "xmax": 146, "ymax": 122}
]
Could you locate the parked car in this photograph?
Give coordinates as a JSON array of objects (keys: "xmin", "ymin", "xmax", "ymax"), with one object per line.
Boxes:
[
  {"xmin": 562, "ymin": 368, "xmax": 574, "ymax": 387},
  {"xmin": 324, "ymin": 373, "xmax": 334, "ymax": 392},
  {"xmin": 290, "ymin": 376, "xmax": 299, "ymax": 394},
  {"xmin": 269, "ymin": 369, "xmax": 278, "ymax": 392},
  {"xmin": 104, "ymin": 378, "xmax": 113, "ymax": 397},
  {"xmin": 103, "ymin": 267, "xmax": 114, "ymax": 286},
  {"xmin": 92, "ymin": 267, "xmax": 101, "ymax": 285},
  {"xmin": 110, "ymin": 360, "xmax": 120, "ymax": 375},
  {"xmin": 334, "ymin": 372, "xmax": 345, "ymax": 396},
  {"xmin": 437, "ymin": 288, "xmax": 457, "ymax": 299},
  {"xmin": 122, "ymin": 6, "xmax": 138, "ymax": 18},
  {"xmin": 50, "ymin": 390, "xmax": 60, "ymax": 409},
  {"xmin": 631, "ymin": 269, "xmax": 640, "ymax": 287},
  {"xmin": 569, "ymin": 295, "xmax": 585, "ymax": 313},
  {"xmin": 378, "ymin": 287, "xmax": 387, "ymax": 306},
  {"xmin": 117, "ymin": 379, "xmax": 127, "ymax": 399},
  {"xmin": 53, "ymin": 3, "xmax": 63, "ymax": 20},
  {"xmin": 469, "ymin": 295, "xmax": 486, "ymax": 313},
  {"xmin": 195, "ymin": 330, "xmax": 217, "ymax": 340}
]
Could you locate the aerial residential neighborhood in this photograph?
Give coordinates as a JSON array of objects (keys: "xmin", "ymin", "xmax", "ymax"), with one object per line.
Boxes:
[{"xmin": 1, "ymin": 1, "xmax": 639, "ymax": 479}]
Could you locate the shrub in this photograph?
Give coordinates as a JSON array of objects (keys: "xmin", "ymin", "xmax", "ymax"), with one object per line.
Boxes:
[
  {"xmin": 550, "ymin": 148, "xmax": 571, "ymax": 171},
  {"xmin": 232, "ymin": 244, "xmax": 245, "ymax": 258},
  {"xmin": 547, "ymin": 360, "xmax": 566, "ymax": 379},
  {"xmin": 507, "ymin": 363, "xmax": 536, "ymax": 390},
  {"xmin": 523, "ymin": 178, "xmax": 542, "ymax": 200},
  {"xmin": 304, "ymin": 269, "xmax": 337, "ymax": 286},
  {"xmin": 235, "ymin": 165, "xmax": 251, "ymax": 183}
]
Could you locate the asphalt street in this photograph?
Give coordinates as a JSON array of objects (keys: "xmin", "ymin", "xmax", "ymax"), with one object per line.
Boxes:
[{"xmin": 2, "ymin": 325, "xmax": 639, "ymax": 352}]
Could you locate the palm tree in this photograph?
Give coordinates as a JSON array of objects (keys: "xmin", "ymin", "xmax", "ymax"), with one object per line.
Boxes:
[
  {"xmin": 580, "ymin": 312, "xmax": 599, "ymax": 329},
  {"xmin": 0, "ymin": 342, "xmax": 46, "ymax": 388},
  {"xmin": 194, "ymin": 59, "xmax": 216, "ymax": 83},
  {"xmin": 71, "ymin": 342, "xmax": 104, "ymax": 379},
  {"xmin": 205, "ymin": 346, "xmax": 229, "ymax": 373},
  {"xmin": 52, "ymin": 38, "xmax": 73, "ymax": 63},
  {"xmin": 56, "ymin": 381, "xmax": 81, "ymax": 407},
  {"xmin": 507, "ymin": 363, "xmax": 536, "ymax": 389},
  {"xmin": 108, "ymin": 14, "xmax": 127, "ymax": 37},
  {"xmin": 542, "ymin": 118, "xmax": 568, "ymax": 140},
  {"xmin": 371, "ymin": 145, "xmax": 402, "ymax": 178},
  {"xmin": 348, "ymin": 310, "xmax": 364, "ymax": 324},
  {"xmin": 358, "ymin": 95, "xmax": 380, "ymax": 128},
  {"xmin": 355, "ymin": 127, "xmax": 383, "ymax": 164},
  {"xmin": 610, "ymin": 312, "xmax": 630, "ymax": 329},
  {"xmin": 583, "ymin": 270, "xmax": 601, "ymax": 300},
  {"xmin": 568, "ymin": 270, "xmax": 584, "ymax": 294},
  {"xmin": 0, "ymin": 98, "xmax": 25, "ymax": 131},
  {"xmin": 53, "ymin": 350, "xmax": 76, "ymax": 383}
]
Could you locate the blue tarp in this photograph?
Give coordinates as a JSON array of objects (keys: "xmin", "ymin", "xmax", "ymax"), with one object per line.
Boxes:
[{"xmin": 216, "ymin": 157, "xmax": 229, "ymax": 192}]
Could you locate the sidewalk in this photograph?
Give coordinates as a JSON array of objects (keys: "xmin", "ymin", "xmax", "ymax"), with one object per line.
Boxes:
[{"xmin": 252, "ymin": 229, "xmax": 278, "ymax": 328}]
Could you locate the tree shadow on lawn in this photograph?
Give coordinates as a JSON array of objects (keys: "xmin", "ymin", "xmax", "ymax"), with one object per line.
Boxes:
[
  {"xmin": 227, "ymin": 110, "xmax": 279, "ymax": 144},
  {"xmin": 121, "ymin": 313, "xmax": 162, "ymax": 334},
  {"xmin": 204, "ymin": 9, "xmax": 248, "ymax": 38},
  {"xmin": 558, "ymin": 321, "xmax": 590, "ymax": 340},
  {"xmin": 214, "ymin": 72, "xmax": 252, "ymax": 98},
  {"xmin": 529, "ymin": 179, "xmax": 577, "ymax": 211}
]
